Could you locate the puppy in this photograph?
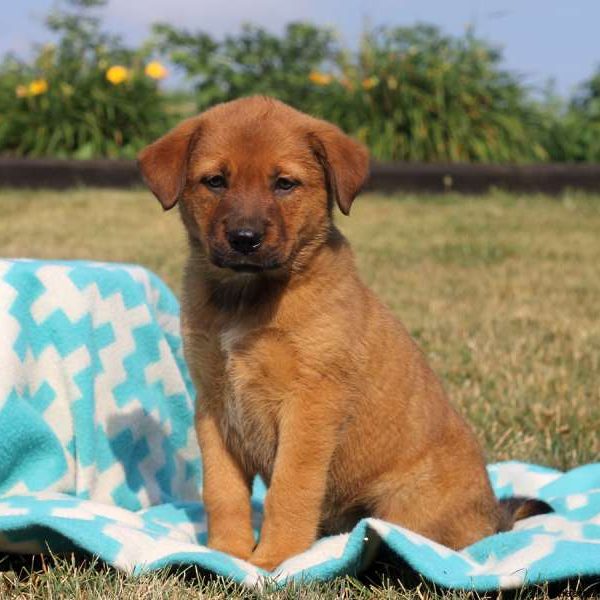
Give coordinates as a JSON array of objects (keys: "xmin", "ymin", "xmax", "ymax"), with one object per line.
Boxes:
[{"xmin": 138, "ymin": 96, "xmax": 549, "ymax": 571}]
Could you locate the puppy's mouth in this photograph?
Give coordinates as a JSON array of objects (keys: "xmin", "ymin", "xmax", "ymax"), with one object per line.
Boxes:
[
  {"xmin": 209, "ymin": 251, "xmax": 283, "ymax": 274},
  {"xmin": 229, "ymin": 263, "xmax": 271, "ymax": 273}
]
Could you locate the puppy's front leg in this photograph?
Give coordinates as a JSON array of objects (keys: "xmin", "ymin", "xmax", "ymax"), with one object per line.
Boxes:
[
  {"xmin": 250, "ymin": 395, "xmax": 338, "ymax": 571},
  {"xmin": 196, "ymin": 412, "xmax": 255, "ymax": 560}
]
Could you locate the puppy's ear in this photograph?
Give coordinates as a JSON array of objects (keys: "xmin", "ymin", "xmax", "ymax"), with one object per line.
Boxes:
[
  {"xmin": 137, "ymin": 117, "xmax": 202, "ymax": 210},
  {"xmin": 309, "ymin": 123, "xmax": 370, "ymax": 215}
]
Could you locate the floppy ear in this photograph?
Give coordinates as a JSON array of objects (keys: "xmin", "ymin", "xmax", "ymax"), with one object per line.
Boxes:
[
  {"xmin": 137, "ymin": 117, "xmax": 202, "ymax": 210},
  {"xmin": 309, "ymin": 123, "xmax": 370, "ymax": 215}
]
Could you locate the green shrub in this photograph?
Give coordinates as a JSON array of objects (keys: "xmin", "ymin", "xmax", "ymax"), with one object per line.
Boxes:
[
  {"xmin": 0, "ymin": 0, "xmax": 171, "ymax": 158},
  {"xmin": 154, "ymin": 23, "xmax": 550, "ymax": 163},
  {"xmin": 325, "ymin": 25, "xmax": 549, "ymax": 163},
  {"xmin": 558, "ymin": 68, "xmax": 600, "ymax": 162},
  {"xmin": 0, "ymin": 4, "xmax": 598, "ymax": 164},
  {"xmin": 535, "ymin": 72, "xmax": 600, "ymax": 163},
  {"xmin": 152, "ymin": 22, "xmax": 337, "ymax": 109}
]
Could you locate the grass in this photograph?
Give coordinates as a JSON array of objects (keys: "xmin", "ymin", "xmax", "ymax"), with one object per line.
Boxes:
[{"xmin": 0, "ymin": 187, "xmax": 598, "ymax": 598}]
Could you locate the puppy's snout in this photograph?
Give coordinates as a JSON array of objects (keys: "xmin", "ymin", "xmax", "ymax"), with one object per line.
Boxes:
[{"xmin": 227, "ymin": 228, "xmax": 264, "ymax": 255}]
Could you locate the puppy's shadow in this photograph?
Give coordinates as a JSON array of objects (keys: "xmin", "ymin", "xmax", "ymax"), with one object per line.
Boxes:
[{"xmin": 360, "ymin": 546, "xmax": 600, "ymax": 598}]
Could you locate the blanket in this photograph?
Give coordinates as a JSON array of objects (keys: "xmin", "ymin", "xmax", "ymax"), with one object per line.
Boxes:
[{"xmin": 0, "ymin": 258, "xmax": 598, "ymax": 590}]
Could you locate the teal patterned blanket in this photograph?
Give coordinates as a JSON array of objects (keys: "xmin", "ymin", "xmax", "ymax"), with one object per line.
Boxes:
[{"xmin": 0, "ymin": 259, "xmax": 598, "ymax": 589}]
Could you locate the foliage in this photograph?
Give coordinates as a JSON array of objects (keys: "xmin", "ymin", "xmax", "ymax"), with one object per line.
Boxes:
[
  {"xmin": 534, "ymin": 71, "xmax": 600, "ymax": 163},
  {"xmin": 318, "ymin": 25, "xmax": 549, "ymax": 162},
  {"xmin": 152, "ymin": 22, "xmax": 337, "ymax": 109},
  {"xmin": 0, "ymin": 3, "xmax": 598, "ymax": 163},
  {"xmin": 0, "ymin": 0, "xmax": 170, "ymax": 158},
  {"xmin": 561, "ymin": 67, "xmax": 600, "ymax": 161},
  {"xmin": 154, "ymin": 23, "xmax": 551, "ymax": 163}
]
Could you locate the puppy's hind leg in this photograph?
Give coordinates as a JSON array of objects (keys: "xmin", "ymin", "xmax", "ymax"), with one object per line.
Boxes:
[{"xmin": 372, "ymin": 480, "xmax": 499, "ymax": 550}]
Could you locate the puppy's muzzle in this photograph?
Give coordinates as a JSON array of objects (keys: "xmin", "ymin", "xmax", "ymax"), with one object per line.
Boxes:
[{"xmin": 227, "ymin": 228, "xmax": 264, "ymax": 255}]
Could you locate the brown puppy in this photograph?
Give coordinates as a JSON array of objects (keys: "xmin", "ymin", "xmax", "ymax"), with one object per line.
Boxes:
[{"xmin": 139, "ymin": 97, "xmax": 542, "ymax": 571}]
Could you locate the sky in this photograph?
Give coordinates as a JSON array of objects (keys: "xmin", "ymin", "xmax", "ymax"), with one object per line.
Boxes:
[{"xmin": 2, "ymin": 0, "xmax": 599, "ymax": 98}]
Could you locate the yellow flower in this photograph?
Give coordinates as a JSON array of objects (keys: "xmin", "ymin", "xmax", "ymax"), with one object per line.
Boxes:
[
  {"xmin": 28, "ymin": 79, "xmax": 48, "ymax": 96},
  {"xmin": 386, "ymin": 76, "xmax": 398, "ymax": 90},
  {"xmin": 361, "ymin": 76, "xmax": 379, "ymax": 90},
  {"xmin": 145, "ymin": 61, "xmax": 168, "ymax": 80},
  {"xmin": 106, "ymin": 65, "xmax": 130, "ymax": 85},
  {"xmin": 308, "ymin": 71, "xmax": 332, "ymax": 86},
  {"xmin": 15, "ymin": 84, "xmax": 28, "ymax": 98}
]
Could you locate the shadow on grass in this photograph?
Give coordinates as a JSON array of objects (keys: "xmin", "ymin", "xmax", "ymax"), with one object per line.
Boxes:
[{"xmin": 359, "ymin": 547, "xmax": 600, "ymax": 599}]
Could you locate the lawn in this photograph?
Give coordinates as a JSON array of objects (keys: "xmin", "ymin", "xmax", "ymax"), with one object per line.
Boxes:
[{"xmin": 0, "ymin": 187, "xmax": 598, "ymax": 598}]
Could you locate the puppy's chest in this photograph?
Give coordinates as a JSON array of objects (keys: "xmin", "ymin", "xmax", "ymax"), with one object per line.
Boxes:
[{"xmin": 216, "ymin": 325, "xmax": 284, "ymax": 477}]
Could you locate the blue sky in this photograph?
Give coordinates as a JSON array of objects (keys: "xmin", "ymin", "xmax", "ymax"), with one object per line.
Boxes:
[{"xmin": 2, "ymin": 0, "xmax": 599, "ymax": 97}]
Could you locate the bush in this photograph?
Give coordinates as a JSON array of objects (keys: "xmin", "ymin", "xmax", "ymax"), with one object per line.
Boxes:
[
  {"xmin": 535, "ymin": 71, "xmax": 600, "ymax": 164},
  {"xmin": 0, "ymin": 5, "xmax": 598, "ymax": 163},
  {"xmin": 559, "ymin": 68, "xmax": 600, "ymax": 162},
  {"xmin": 322, "ymin": 25, "xmax": 551, "ymax": 163},
  {"xmin": 154, "ymin": 23, "xmax": 550, "ymax": 163},
  {"xmin": 152, "ymin": 22, "xmax": 338, "ymax": 110},
  {"xmin": 0, "ymin": 0, "xmax": 171, "ymax": 158}
]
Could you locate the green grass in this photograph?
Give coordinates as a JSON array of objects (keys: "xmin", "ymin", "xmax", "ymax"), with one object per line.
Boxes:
[{"xmin": 0, "ymin": 188, "xmax": 599, "ymax": 598}]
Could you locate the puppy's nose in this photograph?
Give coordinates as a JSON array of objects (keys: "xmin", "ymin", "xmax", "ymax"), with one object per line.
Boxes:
[{"xmin": 227, "ymin": 228, "xmax": 263, "ymax": 254}]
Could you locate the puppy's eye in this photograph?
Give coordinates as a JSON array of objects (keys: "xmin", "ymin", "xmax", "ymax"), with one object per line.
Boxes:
[
  {"xmin": 203, "ymin": 175, "xmax": 227, "ymax": 190},
  {"xmin": 274, "ymin": 177, "xmax": 298, "ymax": 192}
]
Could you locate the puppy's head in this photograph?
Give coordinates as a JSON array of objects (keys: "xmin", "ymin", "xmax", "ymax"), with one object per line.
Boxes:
[{"xmin": 138, "ymin": 97, "xmax": 369, "ymax": 275}]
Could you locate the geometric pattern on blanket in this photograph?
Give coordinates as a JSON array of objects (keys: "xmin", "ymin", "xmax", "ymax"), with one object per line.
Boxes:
[{"xmin": 0, "ymin": 259, "xmax": 598, "ymax": 590}]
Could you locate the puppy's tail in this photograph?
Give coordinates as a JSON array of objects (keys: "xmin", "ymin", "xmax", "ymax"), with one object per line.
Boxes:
[{"xmin": 498, "ymin": 497, "xmax": 553, "ymax": 532}]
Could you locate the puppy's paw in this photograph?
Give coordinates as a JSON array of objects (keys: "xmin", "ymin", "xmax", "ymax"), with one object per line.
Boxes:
[
  {"xmin": 208, "ymin": 536, "xmax": 254, "ymax": 561},
  {"xmin": 250, "ymin": 542, "xmax": 303, "ymax": 572},
  {"xmin": 249, "ymin": 550, "xmax": 283, "ymax": 572}
]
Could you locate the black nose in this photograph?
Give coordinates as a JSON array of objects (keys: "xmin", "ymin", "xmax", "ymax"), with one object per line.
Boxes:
[{"xmin": 227, "ymin": 228, "xmax": 263, "ymax": 254}]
